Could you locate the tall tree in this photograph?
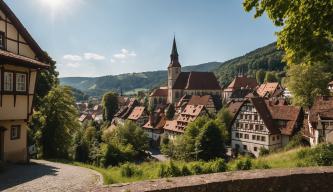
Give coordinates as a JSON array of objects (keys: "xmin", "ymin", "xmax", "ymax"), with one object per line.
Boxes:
[
  {"xmin": 31, "ymin": 86, "xmax": 80, "ymax": 158},
  {"xmin": 243, "ymin": 0, "xmax": 333, "ymax": 105},
  {"xmin": 286, "ymin": 62, "xmax": 331, "ymax": 107},
  {"xmin": 102, "ymin": 92, "xmax": 119, "ymax": 121},
  {"xmin": 256, "ymin": 70, "xmax": 266, "ymax": 84}
]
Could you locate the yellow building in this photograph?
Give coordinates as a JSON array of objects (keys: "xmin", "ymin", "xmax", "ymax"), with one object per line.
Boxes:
[{"xmin": 0, "ymin": 1, "xmax": 50, "ymax": 162}]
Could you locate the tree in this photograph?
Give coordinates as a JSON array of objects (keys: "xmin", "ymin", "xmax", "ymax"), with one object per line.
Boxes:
[
  {"xmin": 196, "ymin": 120, "xmax": 227, "ymax": 161},
  {"xmin": 286, "ymin": 62, "xmax": 331, "ymax": 107},
  {"xmin": 243, "ymin": 0, "xmax": 333, "ymax": 105},
  {"xmin": 165, "ymin": 104, "xmax": 176, "ymax": 120},
  {"xmin": 102, "ymin": 92, "xmax": 119, "ymax": 121},
  {"xmin": 216, "ymin": 108, "xmax": 232, "ymax": 144},
  {"xmin": 256, "ymin": 70, "xmax": 266, "ymax": 84},
  {"xmin": 32, "ymin": 86, "xmax": 80, "ymax": 158},
  {"xmin": 243, "ymin": 0, "xmax": 333, "ymax": 64},
  {"xmin": 264, "ymin": 71, "xmax": 278, "ymax": 83}
]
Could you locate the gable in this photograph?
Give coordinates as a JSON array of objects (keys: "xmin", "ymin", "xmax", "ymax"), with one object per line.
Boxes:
[{"xmin": 0, "ymin": 1, "xmax": 45, "ymax": 61}]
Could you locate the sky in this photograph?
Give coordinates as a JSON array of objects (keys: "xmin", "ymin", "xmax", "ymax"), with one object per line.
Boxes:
[{"xmin": 5, "ymin": 0, "xmax": 278, "ymax": 77}]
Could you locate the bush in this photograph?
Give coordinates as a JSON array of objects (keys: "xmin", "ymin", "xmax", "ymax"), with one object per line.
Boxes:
[
  {"xmin": 181, "ymin": 165, "xmax": 191, "ymax": 176},
  {"xmin": 284, "ymin": 133, "xmax": 303, "ymax": 150},
  {"xmin": 120, "ymin": 163, "xmax": 142, "ymax": 178},
  {"xmin": 312, "ymin": 144, "xmax": 333, "ymax": 166},
  {"xmin": 166, "ymin": 161, "xmax": 182, "ymax": 177},
  {"xmin": 158, "ymin": 164, "xmax": 168, "ymax": 178},
  {"xmin": 254, "ymin": 160, "xmax": 271, "ymax": 169},
  {"xmin": 259, "ymin": 147, "xmax": 270, "ymax": 156},
  {"xmin": 209, "ymin": 158, "xmax": 227, "ymax": 173},
  {"xmin": 189, "ymin": 162, "xmax": 204, "ymax": 174},
  {"xmin": 235, "ymin": 157, "xmax": 252, "ymax": 170}
]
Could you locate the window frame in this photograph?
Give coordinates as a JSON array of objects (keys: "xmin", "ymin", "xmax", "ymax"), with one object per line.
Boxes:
[
  {"xmin": 16, "ymin": 72, "xmax": 27, "ymax": 92},
  {"xmin": 1, "ymin": 70, "xmax": 28, "ymax": 95},
  {"xmin": 10, "ymin": 125, "xmax": 21, "ymax": 140},
  {"xmin": 0, "ymin": 31, "xmax": 5, "ymax": 50}
]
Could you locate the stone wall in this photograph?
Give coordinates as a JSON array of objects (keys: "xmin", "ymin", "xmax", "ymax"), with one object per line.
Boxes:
[{"xmin": 96, "ymin": 167, "xmax": 333, "ymax": 192}]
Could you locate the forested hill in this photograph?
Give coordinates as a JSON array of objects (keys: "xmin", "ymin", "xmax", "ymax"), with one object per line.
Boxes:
[
  {"xmin": 60, "ymin": 43, "xmax": 285, "ymax": 98},
  {"xmin": 216, "ymin": 42, "xmax": 285, "ymax": 87}
]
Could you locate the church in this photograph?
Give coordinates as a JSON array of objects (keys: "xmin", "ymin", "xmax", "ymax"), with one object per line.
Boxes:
[{"xmin": 150, "ymin": 38, "xmax": 222, "ymax": 107}]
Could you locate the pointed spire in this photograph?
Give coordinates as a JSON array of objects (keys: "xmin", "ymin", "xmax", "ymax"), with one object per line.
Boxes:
[{"xmin": 169, "ymin": 36, "xmax": 181, "ymax": 68}]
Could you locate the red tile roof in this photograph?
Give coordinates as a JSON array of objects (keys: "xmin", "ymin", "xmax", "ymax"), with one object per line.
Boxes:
[
  {"xmin": 257, "ymin": 82, "xmax": 283, "ymax": 97},
  {"xmin": 172, "ymin": 72, "xmax": 221, "ymax": 90},
  {"xmin": 128, "ymin": 107, "xmax": 146, "ymax": 120},
  {"xmin": 150, "ymin": 88, "xmax": 168, "ymax": 97},
  {"xmin": 309, "ymin": 96, "xmax": 333, "ymax": 129},
  {"xmin": 226, "ymin": 76, "xmax": 258, "ymax": 91}
]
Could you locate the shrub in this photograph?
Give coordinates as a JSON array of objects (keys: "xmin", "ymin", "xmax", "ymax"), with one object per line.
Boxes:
[
  {"xmin": 235, "ymin": 157, "xmax": 252, "ymax": 170},
  {"xmin": 312, "ymin": 144, "xmax": 333, "ymax": 166},
  {"xmin": 158, "ymin": 164, "xmax": 168, "ymax": 178},
  {"xmin": 189, "ymin": 162, "xmax": 204, "ymax": 174},
  {"xmin": 209, "ymin": 158, "xmax": 227, "ymax": 173},
  {"xmin": 259, "ymin": 147, "xmax": 270, "ymax": 156},
  {"xmin": 166, "ymin": 161, "xmax": 182, "ymax": 177},
  {"xmin": 254, "ymin": 160, "xmax": 271, "ymax": 169},
  {"xmin": 120, "ymin": 163, "xmax": 142, "ymax": 178},
  {"xmin": 284, "ymin": 133, "xmax": 303, "ymax": 150},
  {"xmin": 181, "ymin": 165, "xmax": 191, "ymax": 176}
]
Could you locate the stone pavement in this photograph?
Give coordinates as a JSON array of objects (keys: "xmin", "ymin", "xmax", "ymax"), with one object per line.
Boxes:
[{"xmin": 0, "ymin": 159, "xmax": 102, "ymax": 192}]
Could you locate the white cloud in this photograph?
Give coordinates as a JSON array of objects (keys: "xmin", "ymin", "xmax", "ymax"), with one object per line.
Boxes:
[
  {"xmin": 84, "ymin": 53, "xmax": 106, "ymax": 60},
  {"xmin": 63, "ymin": 54, "xmax": 82, "ymax": 61},
  {"xmin": 66, "ymin": 62, "xmax": 81, "ymax": 68},
  {"xmin": 112, "ymin": 49, "xmax": 137, "ymax": 63}
]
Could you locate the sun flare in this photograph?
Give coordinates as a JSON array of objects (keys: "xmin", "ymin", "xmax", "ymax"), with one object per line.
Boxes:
[{"xmin": 41, "ymin": 0, "xmax": 65, "ymax": 10}]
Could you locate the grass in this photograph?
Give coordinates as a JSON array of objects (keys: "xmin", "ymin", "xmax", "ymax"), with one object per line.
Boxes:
[{"xmin": 51, "ymin": 145, "xmax": 333, "ymax": 185}]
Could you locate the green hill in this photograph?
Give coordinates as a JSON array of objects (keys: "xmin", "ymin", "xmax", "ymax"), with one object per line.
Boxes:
[{"xmin": 60, "ymin": 43, "xmax": 285, "ymax": 98}]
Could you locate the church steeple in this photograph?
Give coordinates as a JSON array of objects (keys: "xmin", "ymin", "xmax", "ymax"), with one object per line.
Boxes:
[{"xmin": 169, "ymin": 37, "xmax": 181, "ymax": 68}]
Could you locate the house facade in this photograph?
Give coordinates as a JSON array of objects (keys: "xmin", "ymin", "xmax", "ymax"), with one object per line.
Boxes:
[
  {"xmin": 231, "ymin": 97, "xmax": 302, "ymax": 157},
  {"xmin": 0, "ymin": 1, "xmax": 49, "ymax": 162},
  {"xmin": 305, "ymin": 96, "xmax": 333, "ymax": 146}
]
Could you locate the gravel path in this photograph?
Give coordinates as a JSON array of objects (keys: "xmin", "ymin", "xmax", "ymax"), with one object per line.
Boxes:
[{"xmin": 0, "ymin": 159, "xmax": 102, "ymax": 192}]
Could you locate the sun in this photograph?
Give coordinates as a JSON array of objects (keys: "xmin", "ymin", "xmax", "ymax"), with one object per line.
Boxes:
[{"xmin": 41, "ymin": 0, "xmax": 65, "ymax": 10}]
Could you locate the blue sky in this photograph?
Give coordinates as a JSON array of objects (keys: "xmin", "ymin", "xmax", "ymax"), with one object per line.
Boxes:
[{"xmin": 5, "ymin": 0, "xmax": 278, "ymax": 77}]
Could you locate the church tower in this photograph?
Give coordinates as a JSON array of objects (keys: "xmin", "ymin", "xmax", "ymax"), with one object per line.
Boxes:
[{"xmin": 167, "ymin": 37, "xmax": 181, "ymax": 103}]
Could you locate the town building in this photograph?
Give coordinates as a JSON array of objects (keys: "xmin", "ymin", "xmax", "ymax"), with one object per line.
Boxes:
[
  {"xmin": 230, "ymin": 97, "xmax": 303, "ymax": 157},
  {"xmin": 127, "ymin": 106, "xmax": 148, "ymax": 126},
  {"xmin": 305, "ymin": 96, "xmax": 333, "ymax": 146},
  {"xmin": 222, "ymin": 75, "xmax": 258, "ymax": 102},
  {"xmin": 150, "ymin": 38, "xmax": 222, "ymax": 106},
  {"xmin": 328, "ymin": 81, "xmax": 333, "ymax": 93},
  {"xmin": 143, "ymin": 108, "xmax": 166, "ymax": 145},
  {"xmin": 176, "ymin": 95, "xmax": 222, "ymax": 115},
  {"xmin": 163, "ymin": 105, "xmax": 209, "ymax": 140},
  {"xmin": 256, "ymin": 82, "xmax": 284, "ymax": 98},
  {"xmin": 0, "ymin": 1, "xmax": 50, "ymax": 162}
]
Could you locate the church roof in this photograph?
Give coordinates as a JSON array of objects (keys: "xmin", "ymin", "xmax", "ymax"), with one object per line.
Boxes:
[{"xmin": 172, "ymin": 72, "xmax": 221, "ymax": 90}]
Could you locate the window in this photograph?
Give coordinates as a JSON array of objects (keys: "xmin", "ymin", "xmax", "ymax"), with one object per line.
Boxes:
[
  {"xmin": 254, "ymin": 147, "xmax": 258, "ymax": 152},
  {"xmin": 245, "ymin": 134, "xmax": 249, "ymax": 139},
  {"xmin": 249, "ymin": 124, "xmax": 253, "ymax": 130},
  {"xmin": 277, "ymin": 135, "xmax": 280, "ymax": 140},
  {"xmin": 260, "ymin": 125, "xmax": 264, "ymax": 131},
  {"xmin": 245, "ymin": 124, "xmax": 248, "ymax": 129},
  {"xmin": 272, "ymin": 136, "xmax": 275, "ymax": 141},
  {"xmin": 0, "ymin": 31, "xmax": 4, "ymax": 49},
  {"xmin": 252, "ymin": 135, "xmax": 256, "ymax": 140},
  {"xmin": 243, "ymin": 145, "xmax": 247, "ymax": 150},
  {"xmin": 235, "ymin": 133, "xmax": 239, "ymax": 138},
  {"xmin": 255, "ymin": 125, "xmax": 259, "ymax": 131},
  {"xmin": 11, "ymin": 125, "xmax": 21, "ymax": 140},
  {"xmin": 261, "ymin": 136, "xmax": 266, "ymax": 142},
  {"xmin": 256, "ymin": 135, "xmax": 260, "ymax": 141},
  {"xmin": 4, "ymin": 72, "xmax": 13, "ymax": 92},
  {"xmin": 16, "ymin": 73, "xmax": 27, "ymax": 92},
  {"xmin": 240, "ymin": 133, "xmax": 243, "ymax": 138}
]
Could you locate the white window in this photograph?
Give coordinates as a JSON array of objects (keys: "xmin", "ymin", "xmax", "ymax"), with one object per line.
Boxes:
[
  {"xmin": 0, "ymin": 32, "xmax": 4, "ymax": 49},
  {"xmin": 11, "ymin": 125, "xmax": 21, "ymax": 140},
  {"xmin": 16, "ymin": 73, "xmax": 27, "ymax": 92},
  {"xmin": 4, "ymin": 72, "xmax": 13, "ymax": 92}
]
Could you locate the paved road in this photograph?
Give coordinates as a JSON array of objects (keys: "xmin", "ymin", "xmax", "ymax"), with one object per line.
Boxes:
[{"xmin": 0, "ymin": 159, "xmax": 102, "ymax": 192}]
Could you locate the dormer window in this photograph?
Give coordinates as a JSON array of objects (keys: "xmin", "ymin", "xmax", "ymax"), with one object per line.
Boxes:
[{"xmin": 0, "ymin": 31, "xmax": 5, "ymax": 49}]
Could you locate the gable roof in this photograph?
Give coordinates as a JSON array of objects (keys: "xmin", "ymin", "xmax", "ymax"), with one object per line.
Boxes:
[
  {"xmin": 172, "ymin": 72, "xmax": 221, "ymax": 90},
  {"xmin": 0, "ymin": 49, "xmax": 49, "ymax": 68},
  {"xmin": 309, "ymin": 96, "xmax": 333, "ymax": 129},
  {"xmin": 257, "ymin": 82, "xmax": 283, "ymax": 97},
  {"xmin": 128, "ymin": 106, "xmax": 146, "ymax": 120},
  {"xmin": 150, "ymin": 88, "xmax": 168, "ymax": 97},
  {"xmin": 225, "ymin": 76, "xmax": 258, "ymax": 91},
  {"xmin": 0, "ymin": 1, "xmax": 47, "ymax": 61}
]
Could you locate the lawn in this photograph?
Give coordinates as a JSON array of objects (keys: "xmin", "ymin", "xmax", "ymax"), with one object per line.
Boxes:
[{"xmin": 52, "ymin": 145, "xmax": 333, "ymax": 185}]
